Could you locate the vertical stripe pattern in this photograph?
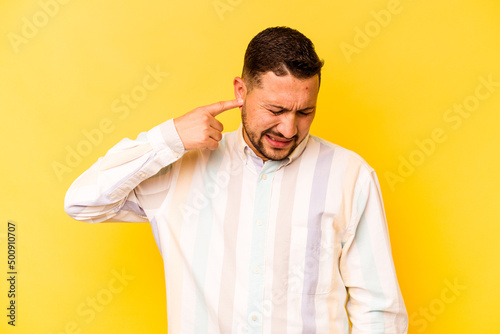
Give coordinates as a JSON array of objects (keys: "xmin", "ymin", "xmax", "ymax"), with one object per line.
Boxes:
[
  {"xmin": 301, "ymin": 143, "xmax": 335, "ymax": 333},
  {"xmin": 64, "ymin": 121, "xmax": 409, "ymax": 334}
]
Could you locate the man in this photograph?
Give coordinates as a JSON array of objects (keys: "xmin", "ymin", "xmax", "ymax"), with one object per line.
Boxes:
[{"xmin": 65, "ymin": 26, "xmax": 408, "ymax": 333}]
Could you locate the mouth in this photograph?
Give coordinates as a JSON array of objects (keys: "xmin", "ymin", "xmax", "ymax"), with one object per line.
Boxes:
[{"xmin": 264, "ymin": 134, "xmax": 294, "ymax": 149}]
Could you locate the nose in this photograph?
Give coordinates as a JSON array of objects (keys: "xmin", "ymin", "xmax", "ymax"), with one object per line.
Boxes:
[{"xmin": 276, "ymin": 112, "xmax": 298, "ymax": 139}]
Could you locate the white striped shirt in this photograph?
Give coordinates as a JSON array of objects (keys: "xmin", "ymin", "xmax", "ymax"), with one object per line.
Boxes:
[{"xmin": 65, "ymin": 119, "xmax": 408, "ymax": 333}]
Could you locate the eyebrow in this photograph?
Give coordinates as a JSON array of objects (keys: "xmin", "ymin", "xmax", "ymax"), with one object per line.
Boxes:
[{"xmin": 265, "ymin": 104, "xmax": 316, "ymax": 112}]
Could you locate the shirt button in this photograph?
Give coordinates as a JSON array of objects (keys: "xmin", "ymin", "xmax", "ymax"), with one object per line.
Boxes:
[
  {"xmin": 262, "ymin": 174, "xmax": 267, "ymax": 180},
  {"xmin": 254, "ymin": 268, "xmax": 259, "ymax": 274},
  {"xmin": 257, "ymin": 220, "xmax": 262, "ymax": 226},
  {"xmin": 139, "ymin": 172, "xmax": 146, "ymax": 178},
  {"xmin": 251, "ymin": 315, "xmax": 257, "ymax": 321},
  {"xmin": 173, "ymin": 152, "xmax": 179, "ymax": 158}
]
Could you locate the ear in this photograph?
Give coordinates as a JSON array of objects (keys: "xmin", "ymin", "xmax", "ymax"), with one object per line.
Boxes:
[{"xmin": 233, "ymin": 76, "xmax": 247, "ymax": 110}]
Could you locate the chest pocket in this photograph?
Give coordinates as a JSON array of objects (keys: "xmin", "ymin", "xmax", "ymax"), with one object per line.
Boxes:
[{"xmin": 286, "ymin": 226, "xmax": 337, "ymax": 295}]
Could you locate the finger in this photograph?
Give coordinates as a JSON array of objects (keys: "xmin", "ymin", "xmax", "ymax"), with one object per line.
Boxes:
[
  {"xmin": 207, "ymin": 127, "xmax": 223, "ymax": 142},
  {"xmin": 209, "ymin": 116, "xmax": 224, "ymax": 132},
  {"xmin": 206, "ymin": 137, "xmax": 220, "ymax": 150},
  {"xmin": 204, "ymin": 98, "xmax": 244, "ymax": 117}
]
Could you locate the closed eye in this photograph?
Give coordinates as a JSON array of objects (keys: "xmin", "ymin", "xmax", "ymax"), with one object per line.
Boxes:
[
  {"xmin": 298, "ymin": 110, "xmax": 313, "ymax": 116},
  {"xmin": 298, "ymin": 108, "xmax": 315, "ymax": 116},
  {"xmin": 267, "ymin": 107, "xmax": 315, "ymax": 116},
  {"xmin": 268, "ymin": 109, "xmax": 285, "ymax": 115}
]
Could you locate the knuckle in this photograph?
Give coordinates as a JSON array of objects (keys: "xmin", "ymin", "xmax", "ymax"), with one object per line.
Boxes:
[{"xmin": 201, "ymin": 114, "xmax": 210, "ymax": 122}]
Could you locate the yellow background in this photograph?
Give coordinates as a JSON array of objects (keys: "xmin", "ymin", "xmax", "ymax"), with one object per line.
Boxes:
[{"xmin": 1, "ymin": 0, "xmax": 499, "ymax": 333}]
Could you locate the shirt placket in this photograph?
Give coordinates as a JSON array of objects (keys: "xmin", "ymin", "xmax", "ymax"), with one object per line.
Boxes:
[{"xmin": 245, "ymin": 160, "xmax": 280, "ymax": 333}]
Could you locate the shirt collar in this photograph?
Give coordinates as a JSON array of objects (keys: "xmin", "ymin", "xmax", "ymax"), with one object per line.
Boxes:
[{"xmin": 235, "ymin": 123, "xmax": 309, "ymax": 168}]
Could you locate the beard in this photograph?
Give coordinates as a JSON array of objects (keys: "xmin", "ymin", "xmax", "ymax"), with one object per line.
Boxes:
[{"xmin": 241, "ymin": 103, "xmax": 298, "ymax": 161}]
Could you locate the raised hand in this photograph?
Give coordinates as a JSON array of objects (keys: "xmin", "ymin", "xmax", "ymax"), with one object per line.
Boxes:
[{"xmin": 173, "ymin": 98, "xmax": 244, "ymax": 151}]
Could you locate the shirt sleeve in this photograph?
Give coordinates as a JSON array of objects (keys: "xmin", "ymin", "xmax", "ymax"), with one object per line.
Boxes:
[
  {"xmin": 340, "ymin": 170, "xmax": 408, "ymax": 334},
  {"xmin": 64, "ymin": 119, "xmax": 186, "ymax": 223}
]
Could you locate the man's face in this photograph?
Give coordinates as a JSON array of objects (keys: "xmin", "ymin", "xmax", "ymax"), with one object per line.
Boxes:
[{"xmin": 236, "ymin": 71, "xmax": 319, "ymax": 161}]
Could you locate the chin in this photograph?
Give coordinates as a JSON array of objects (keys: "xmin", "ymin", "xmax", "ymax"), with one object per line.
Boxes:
[{"xmin": 262, "ymin": 147, "xmax": 293, "ymax": 161}]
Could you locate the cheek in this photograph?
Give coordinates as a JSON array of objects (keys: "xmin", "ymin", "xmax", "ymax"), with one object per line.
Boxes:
[
  {"xmin": 256, "ymin": 114, "xmax": 279, "ymax": 129},
  {"xmin": 297, "ymin": 117, "xmax": 314, "ymax": 134}
]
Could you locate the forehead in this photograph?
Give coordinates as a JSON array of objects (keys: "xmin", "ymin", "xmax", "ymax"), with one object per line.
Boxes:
[{"xmin": 251, "ymin": 71, "xmax": 319, "ymax": 106}]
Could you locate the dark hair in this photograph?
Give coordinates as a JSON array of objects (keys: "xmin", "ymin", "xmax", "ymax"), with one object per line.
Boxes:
[{"xmin": 242, "ymin": 26, "xmax": 324, "ymax": 92}]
